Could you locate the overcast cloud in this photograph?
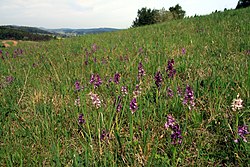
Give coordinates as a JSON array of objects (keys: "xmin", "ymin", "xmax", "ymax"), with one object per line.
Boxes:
[{"xmin": 0, "ymin": 0, "xmax": 238, "ymax": 29}]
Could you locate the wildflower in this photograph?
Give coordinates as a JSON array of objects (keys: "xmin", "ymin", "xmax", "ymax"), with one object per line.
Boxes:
[
  {"xmin": 74, "ymin": 97, "xmax": 81, "ymax": 106},
  {"xmin": 114, "ymin": 96, "xmax": 122, "ymax": 112},
  {"xmin": 100, "ymin": 130, "xmax": 110, "ymax": 141},
  {"xmin": 182, "ymin": 48, "xmax": 186, "ymax": 54},
  {"xmin": 133, "ymin": 84, "xmax": 141, "ymax": 98},
  {"xmin": 13, "ymin": 53, "xmax": 17, "ymax": 58},
  {"xmin": 102, "ymin": 57, "xmax": 107, "ymax": 64},
  {"xmin": 0, "ymin": 76, "xmax": 14, "ymax": 89},
  {"xmin": 32, "ymin": 63, "xmax": 38, "ymax": 68},
  {"xmin": 119, "ymin": 56, "xmax": 123, "ymax": 61},
  {"xmin": 15, "ymin": 49, "xmax": 22, "ymax": 57},
  {"xmin": 93, "ymin": 57, "xmax": 97, "ymax": 63},
  {"xmin": 167, "ymin": 87, "xmax": 174, "ymax": 98},
  {"xmin": 19, "ymin": 49, "xmax": 23, "ymax": 55},
  {"xmin": 5, "ymin": 76, "xmax": 14, "ymax": 84},
  {"xmin": 166, "ymin": 59, "xmax": 176, "ymax": 78},
  {"xmin": 246, "ymin": 50, "xmax": 250, "ymax": 55},
  {"xmin": 116, "ymin": 103, "xmax": 122, "ymax": 112},
  {"xmin": 124, "ymin": 55, "xmax": 129, "ymax": 62},
  {"xmin": 89, "ymin": 74, "xmax": 95, "ymax": 84},
  {"xmin": 75, "ymin": 80, "xmax": 81, "ymax": 91},
  {"xmin": 89, "ymin": 74, "xmax": 102, "ymax": 88},
  {"xmin": 165, "ymin": 114, "xmax": 183, "ymax": 145},
  {"xmin": 177, "ymin": 86, "xmax": 182, "ymax": 96},
  {"xmin": 78, "ymin": 113, "xmax": 85, "ymax": 125},
  {"xmin": 138, "ymin": 62, "xmax": 146, "ymax": 80},
  {"xmin": 5, "ymin": 52, "xmax": 9, "ymax": 57},
  {"xmin": 84, "ymin": 48, "xmax": 89, "ymax": 55},
  {"xmin": 183, "ymin": 85, "xmax": 195, "ymax": 110},
  {"xmin": 138, "ymin": 47, "xmax": 143, "ymax": 54},
  {"xmin": 94, "ymin": 74, "xmax": 102, "ymax": 88},
  {"xmin": 89, "ymin": 92, "xmax": 102, "ymax": 109},
  {"xmin": 92, "ymin": 43, "xmax": 97, "ymax": 52},
  {"xmin": 0, "ymin": 50, "xmax": 3, "ymax": 60},
  {"xmin": 113, "ymin": 73, "xmax": 121, "ymax": 84},
  {"xmin": 13, "ymin": 48, "xmax": 23, "ymax": 57},
  {"xmin": 234, "ymin": 125, "xmax": 249, "ymax": 143},
  {"xmin": 231, "ymin": 93, "xmax": 243, "ymax": 111},
  {"xmin": 165, "ymin": 115, "xmax": 176, "ymax": 129},
  {"xmin": 154, "ymin": 71, "xmax": 162, "ymax": 89},
  {"xmin": 121, "ymin": 86, "xmax": 128, "ymax": 96},
  {"xmin": 130, "ymin": 98, "xmax": 138, "ymax": 114},
  {"xmin": 171, "ymin": 124, "xmax": 183, "ymax": 145}
]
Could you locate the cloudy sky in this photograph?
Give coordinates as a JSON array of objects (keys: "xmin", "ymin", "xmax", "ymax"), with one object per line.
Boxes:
[{"xmin": 0, "ymin": 0, "xmax": 238, "ymax": 29}]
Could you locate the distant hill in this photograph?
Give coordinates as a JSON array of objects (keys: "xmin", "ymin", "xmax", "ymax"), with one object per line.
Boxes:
[
  {"xmin": 2, "ymin": 25, "xmax": 53, "ymax": 35},
  {"xmin": 0, "ymin": 25, "xmax": 54, "ymax": 41},
  {"xmin": 0, "ymin": 25, "xmax": 121, "ymax": 40},
  {"xmin": 45, "ymin": 27, "xmax": 121, "ymax": 36}
]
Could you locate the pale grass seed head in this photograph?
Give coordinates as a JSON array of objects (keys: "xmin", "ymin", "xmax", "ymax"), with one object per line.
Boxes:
[
  {"xmin": 89, "ymin": 92, "xmax": 102, "ymax": 109},
  {"xmin": 74, "ymin": 97, "xmax": 81, "ymax": 107},
  {"xmin": 231, "ymin": 93, "xmax": 243, "ymax": 111}
]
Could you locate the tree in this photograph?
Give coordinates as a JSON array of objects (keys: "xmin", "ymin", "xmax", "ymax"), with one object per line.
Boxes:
[
  {"xmin": 154, "ymin": 8, "xmax": 174, "ymax": 23},
  {"xmin": 169, "ymin": 4, "xmax": 186, "ymax": 19},
  {"xmin": 131, "ymin": 4, "xmax": 186, "ymax": 28},
  {"xmin": 236, "ymin": 0, "xmax": 250, "ymax": 9},
  {"xmin": 132, "ymin": 7, "xmax": 158, "ymax": 27}
]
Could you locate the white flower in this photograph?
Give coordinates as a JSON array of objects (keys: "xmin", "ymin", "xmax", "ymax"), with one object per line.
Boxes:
[
  {"xmin": 121, "ymin": 86, "xmax": 128, "ymax": 96},
  {"xmin": 74, "ymin": 97, "xmax": 81, "ymax": 107},
  {"xmin": 133, "ymin": 84, "xmax": 141, "ymax": 98},
  {"xmin": 231, "ymin": 93, "xmax": 243, "ymax": 111},
  {"xmin": 89, "ymin": 92, "xmax": 101, "ymax": 109}
]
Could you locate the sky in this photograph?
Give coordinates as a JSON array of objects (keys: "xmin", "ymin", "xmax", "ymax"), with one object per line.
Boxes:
[{"xmin": 0, "ymin": 0, "xmax": 238, "ymax": 29}]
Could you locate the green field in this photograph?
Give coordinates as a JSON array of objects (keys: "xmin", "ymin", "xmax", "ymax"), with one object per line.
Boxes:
[{"xmin": 0, "ymin": 8, "xmax": 249, "ymax": 166}]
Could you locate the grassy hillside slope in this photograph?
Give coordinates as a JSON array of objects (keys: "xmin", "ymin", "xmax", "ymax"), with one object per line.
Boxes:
[{"xmin": 0, "ymin": 8, "xmax": 249, "ymax": 166}]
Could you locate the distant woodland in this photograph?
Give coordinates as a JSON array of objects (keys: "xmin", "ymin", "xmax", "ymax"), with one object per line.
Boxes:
[{"xmin": 0, "ymin": 26, "xmax": 54, "ymax": 41}]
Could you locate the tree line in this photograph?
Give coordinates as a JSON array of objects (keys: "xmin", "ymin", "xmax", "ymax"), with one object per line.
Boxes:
[
  {"xmin": 236, "ymin": 0, "xmax": 250, "ymax": 9},
  {"xmin": 132, "ymin": 4, "xmax": 185, "ymax": 28},
  {"xmin": 0, "ymin": 26, "xmax": 54, "ymax": 41},
  {"xmin": 132, "ymin": 1, "xmax": 250, "ymax": 28}
]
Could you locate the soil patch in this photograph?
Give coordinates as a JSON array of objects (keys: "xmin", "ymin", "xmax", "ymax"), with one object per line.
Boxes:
[{"xmin": 1, "ymin": 40, "xmax": 18, "ymax": 47}]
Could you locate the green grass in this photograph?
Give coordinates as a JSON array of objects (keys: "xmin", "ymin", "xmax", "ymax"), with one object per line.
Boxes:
[{"xmin": 0, "ymin": 8, "xmax": 249, "ymax": 166}]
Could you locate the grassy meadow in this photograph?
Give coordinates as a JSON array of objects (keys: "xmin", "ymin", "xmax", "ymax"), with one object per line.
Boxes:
[{"xmin": 0, "ymin": 8, "xmax": 250, "ymax": 166}]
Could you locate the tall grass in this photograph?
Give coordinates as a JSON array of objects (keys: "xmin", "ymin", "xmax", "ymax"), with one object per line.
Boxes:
[{"xmin": 0, "ymin": 8, "xmax": 249, "ymax": 166}]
